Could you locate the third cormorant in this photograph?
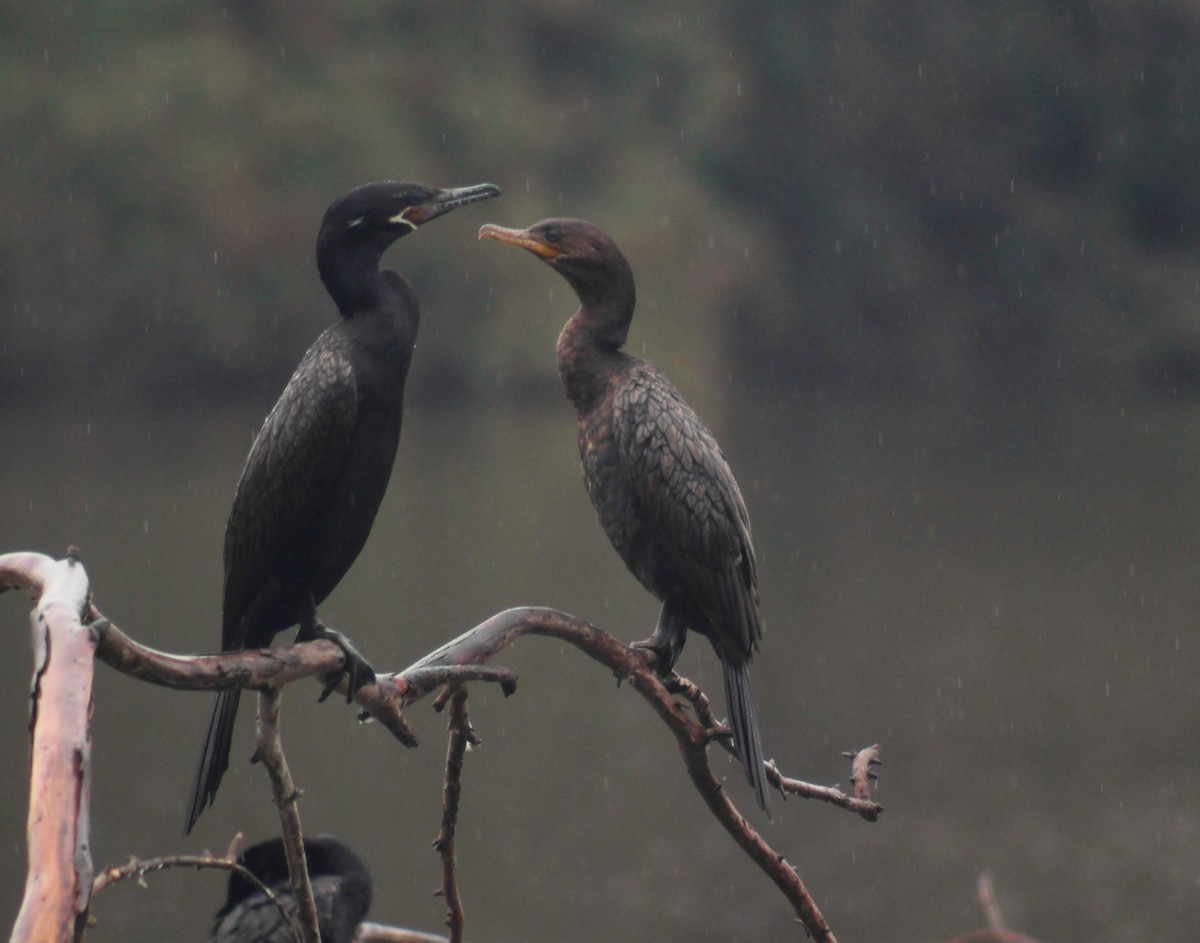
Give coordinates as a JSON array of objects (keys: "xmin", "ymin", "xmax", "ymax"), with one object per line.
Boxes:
[
  {"xmin": 185, "ymin": 181, "xmax": 501, "ymax": 834},
  {"xmin": 479, "ymin": 218, "xmax": 773, "ymax": 815},
  {"xmin": 210, "ymin": 835, "xmax": 372, "ymax": 943}
]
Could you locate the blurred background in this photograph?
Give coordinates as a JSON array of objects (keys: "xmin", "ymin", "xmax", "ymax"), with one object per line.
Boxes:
[{"xmin": 2, "ymin": 2, "xmax": 1199, "ymax": 941}]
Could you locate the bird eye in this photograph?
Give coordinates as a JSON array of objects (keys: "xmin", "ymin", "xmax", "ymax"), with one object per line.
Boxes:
[
  {"xmin": 407, "ymin": 193, "xmax": 424, "ymax": 206},
  {"xmin": 544, "ymin": 226, "xmax": 562, "ymax": 244}
]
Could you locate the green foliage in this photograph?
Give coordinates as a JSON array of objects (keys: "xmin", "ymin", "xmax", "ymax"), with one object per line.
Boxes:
[{"xmin": 4, "ymin": 2, "xmax": 1200, "ymax": 409}]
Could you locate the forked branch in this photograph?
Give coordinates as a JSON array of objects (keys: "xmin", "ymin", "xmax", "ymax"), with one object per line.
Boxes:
[
  {"xmin": 5, "ymin": 553, "xmax": 879, "ymax": 943},
  {"xmin": 405, "ymin": 606, "xmax": 859, "ymax": 943}
]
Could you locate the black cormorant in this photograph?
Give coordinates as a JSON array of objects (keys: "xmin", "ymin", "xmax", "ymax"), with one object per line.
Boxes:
[
  {"xmin": 185, "ymin": 181, "xmax": 501, "ymax": 834},
  {"xmin": 480, "ymin": 218, "xmax": 773, "ymax": 816},
  {"xmin": 210, "ymin": 835, "xmax": 372, "ymax": 943}
]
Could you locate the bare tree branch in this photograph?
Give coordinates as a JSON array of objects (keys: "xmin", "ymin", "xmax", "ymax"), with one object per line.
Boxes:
[
  {"xmin": 90, "ymin": 840, "xmax": 300, "ymax": 941},
  {"xmin": 253, "ymin": 687, "xmax": 320, "ymax": 943},
  {"xmin": 93, "ymin": 848, "xmax": 239, "ymax": 897},
  {"xmin": 432, "ymin": 688, "xmax": 475, "ymax": 943},
  {"xmin": 407, "ymin": 606, "xmax": 844, "ymax": 943},
  {"xmin": 765, "ymin": 754, "xmax": 885, "ymax": 823},
  {"xmin": 3, "ymin": 551, "xmax": 96, "ymax": 943},
  {"xmin": 85, "ymin": 612, "xmax": 520, "ymax": 748},
  {"xmin": 6, "ymin": 552, "xmax": 874, "ymax": 943}
]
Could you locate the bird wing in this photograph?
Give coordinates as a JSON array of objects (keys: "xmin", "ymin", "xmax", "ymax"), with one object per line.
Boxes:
[
  {"xmin": 221, "ymin": 327, "xmax": 358, "ymax": 649},
  {"xmin": 612, "ymin": 361, "xmax": 762, "ymax": 659},
  {"xmin": 210, "ymin": 877, "xmax": 348, "ymax": 943}
]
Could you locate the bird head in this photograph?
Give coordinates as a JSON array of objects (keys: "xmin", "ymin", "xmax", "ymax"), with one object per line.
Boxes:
[
  {"xmin": 316, "ymin": 181, "xmax": 500, "ymax": 311},
  {"xmin": 323, "ymin": 181, "xmax": 502, "ymax": 245},
  {"xmin": 478, "ymin": 218, "xmax": 635, "ymax": 346}
]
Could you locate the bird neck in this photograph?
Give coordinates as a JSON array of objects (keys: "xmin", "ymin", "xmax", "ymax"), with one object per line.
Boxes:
[
  {"xmin": 317, "ymin": 236, "xmax": 394, "ymax": 315},
  {"xmin": 556, "ymin": 302, "xmax": 632, "ymax": 413},
  {"xmin": 339, "ymin": 269, "xmax": 421, "ymax": 368}
]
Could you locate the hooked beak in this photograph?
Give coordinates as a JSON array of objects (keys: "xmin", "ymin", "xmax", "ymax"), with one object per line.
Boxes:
[
  {"xmin": 478, "ymin": 223, "xmax": 564, "ymax": 260},
  {"xmin": 399, "ymin": 182, "xmax": 502, "ymax": 227}
]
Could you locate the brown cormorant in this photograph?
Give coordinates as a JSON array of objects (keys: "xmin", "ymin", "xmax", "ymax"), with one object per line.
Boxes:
[
  {"xmin": 210, "ymin": 835, "xmax": 372, "ymax": 943},
  {"xmin": 185, "ymin": 181, "xmax": 501, "ymax": 835},
  {"xmin": 479, "ymin": 218, "xmax": 773, "ymax": 815}
]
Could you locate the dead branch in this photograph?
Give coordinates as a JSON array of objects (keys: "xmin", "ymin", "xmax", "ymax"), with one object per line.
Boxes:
[
  {"xmin": 87, "ymin": 613, "xmax": 520, "ymax": 747},
  {"xmin": 90, "ymin": 841, "xmax": 299, "ymax": 939},
  {"xmin": 764, "ymin": 753, "xmax": 884, "ymax": 823},
  {"xmin": 254, "ymin": 687, "xmax": 320, "ymax": 943},
  {"xmin": 432, "ymin": 688, "xmax": 476, "ymax": 943},
  {"xmin": 86, "ymin": 615, "xmax": 421, "ymax": 749},
  {"xmin": 5, "ymin": 552, "xmax": 874, "ymax": 943},
  {"xmin": 408, "ymin": 606, "xmax": 843, "ymax": 943},
  {"xmin": 0, "ymin": 550, "xmax": 516, "ymax": 943},
  {"xmin": 4, "ymin": 551, "xmax": 96, "ymax": 943},
  {"xmin": 93, "ymin": 835, "xmax": 240, "ymax": 896},
  {"xmin": 939, "ymin": 873, "xmax": 1042, "ymax": 943}
]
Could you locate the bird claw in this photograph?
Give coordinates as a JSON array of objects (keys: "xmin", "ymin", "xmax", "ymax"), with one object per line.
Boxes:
[
  {"xmin": 661, "ymin": 673, "xmax": 686, "ymax": 695},
  {"xmin": 310, "ymin": 627, "xmax": 376, "ymax": 703},
  {"xmin": 630, "ymin": 637, "xmax": 679, "ymax": 678}
]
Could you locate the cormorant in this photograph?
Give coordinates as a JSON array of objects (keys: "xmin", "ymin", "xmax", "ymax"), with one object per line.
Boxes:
[
  {"xmin": 479, "ymin": 219, "xmax": 773, "ymax": 816},
  {"xmin": 210, "ymin": 835, "xmax": 372, "ymax": 943},
  {"xmin": 185, "ymin": 181, "xmax": 501, "ymax": 835}
]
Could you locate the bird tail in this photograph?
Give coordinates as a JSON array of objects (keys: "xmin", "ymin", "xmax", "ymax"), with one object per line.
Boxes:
[
  {"xmin": 723, "ymin": 660, "xmax": 773, "ymax": 818},
  {"xmin": 185, "ymin": 687, "xmax": 241, "ymax": 834}
]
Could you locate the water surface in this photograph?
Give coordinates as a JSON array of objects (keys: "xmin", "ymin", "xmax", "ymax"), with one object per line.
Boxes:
[{"xmin": 1, "ymin": 393, "xmax": 1197, "ymax": 941}]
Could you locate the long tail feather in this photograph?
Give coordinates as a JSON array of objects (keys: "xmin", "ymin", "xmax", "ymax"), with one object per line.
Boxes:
[
  {"xmin": 723, "ymin": 660, "xmax": 773, "ymax": 817},
  {"xmin": 185, "ymin": 687, "xmax": 241, "ymax": 834}
]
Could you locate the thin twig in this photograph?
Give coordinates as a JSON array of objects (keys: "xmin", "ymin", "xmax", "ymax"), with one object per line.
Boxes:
[
  {"xmin": 433, "ymin": 688, "xmax": 475, "ymax": 943},
  {"xmin": 254, "ymin": 688, "xmax": 319, "ymax": 943},
  {"xmin": 93, "ymin": 852, "xmax": 241, "ymax": 896},
  {"xmin": 765, "ymin": 758, "xmax": 884, "ymax": 823},
  {"xmin": 91, "ymin": 846, "xmax": 299, "ymax": 940}
]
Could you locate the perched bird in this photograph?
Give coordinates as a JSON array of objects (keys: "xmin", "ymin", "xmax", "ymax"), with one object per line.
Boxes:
[
  {"xmin": 210, "ymin": 835, "xmax": 372, "ymax": 943},
  {"xmin": 479, "ymin": 218, "xmax": 773, "ymax": 815},
  {"xmin": 186, "ymin": 180, "xmax": 501, "ymax": 834}
]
